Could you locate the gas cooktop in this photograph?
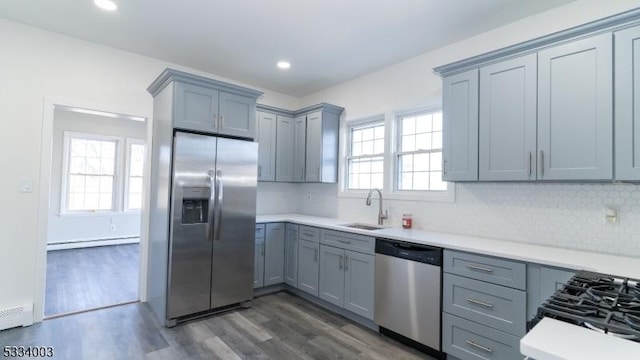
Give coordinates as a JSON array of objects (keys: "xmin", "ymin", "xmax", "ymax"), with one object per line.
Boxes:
[{"xmin": 534, "ymin": 271, "xmax": 640, "ymax": 342}]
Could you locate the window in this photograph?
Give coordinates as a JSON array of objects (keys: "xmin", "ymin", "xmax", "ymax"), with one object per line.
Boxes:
[
  {"xmin": 125, "ymin": 140, "xmax": 145, "ymax": 211},
  {"xmin": 346, "ymin": 120, "xmax": 385, "ymax": 190},
  {"xmin": 395, "ymin": 110, "xmax": 447, "ymax": 191},
  {"xmin": 65, "ymin": 134, "xmax": 118, "ymax": 212}
]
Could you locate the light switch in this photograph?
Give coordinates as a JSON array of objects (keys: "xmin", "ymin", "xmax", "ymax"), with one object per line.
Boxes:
[{"xmin": 20, "ymin": 177, "xmax": 33, "ymax": 193}]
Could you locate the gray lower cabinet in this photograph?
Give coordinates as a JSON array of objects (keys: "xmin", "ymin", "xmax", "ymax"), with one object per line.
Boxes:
[
  {"xmin": 254, "ymin": 224, "xmax": 265, "ymax": 288},
  {"xmin": 343, "ymin": 250, "xmax": 374, "ymax": 319},
  {"xmin": 297, "ymin": 239, "xmax": 320, "ymax": 296},
  {"xmin": 319, "ymin": 245, "xmax": 345, "ymax": 306},
  {"xmin": 479, "ymin": 53, "xmax": 537, "ymax": 181},
  {"xmin": 284, "ymin": 224, "xmax": 298, "ymax": 287},
  {"xmin": 264, "ymin": 223, "xmax": 285, "ymax": 286},
  {"xmin": 443, "ymin": 313, "xmax": 521, "ymax": 360},
  {"xmin": 257, "ymin": 111, "xmax": 277, "ymax": 181},
  {"xmin": 442, "ymin": 69, "xmax": 479, "ymax": 181},
  {"xmin": 526, "ymin": 264, "xmax": 575, "ymax": 323},
  {"xmin": 615, "ymin": 25, "xmax": 640, "ymax": 180},
  {"xmin": 537, "ymin": 33, "xmax": 613, "ymax": 180}
]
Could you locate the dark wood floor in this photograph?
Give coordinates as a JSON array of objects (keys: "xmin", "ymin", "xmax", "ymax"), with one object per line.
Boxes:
[
  {"xmin": 45, "ymin": 244, "xmax": 139, "ymax": 317},
  {"xmin": 1, "ymin": 292, "xmax": 435, "ymax": 360}
]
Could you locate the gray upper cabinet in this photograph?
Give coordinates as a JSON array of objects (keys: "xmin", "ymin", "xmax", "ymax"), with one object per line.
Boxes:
[
  {"xmin": 293, "ymin": 115, "xmax": 307, "ymax": 182},
  {"xmin": 479, "ymin": 54, "xmax": 538, "ymax": 181},
  {"xmin": 305, "ymin": 111, "xmax": 323, "ymax": 182},
  {"xmin": 284, "ymin": 224, "xmax": 298, "ymax": 287},
  {"xmin": 276, "ymin": 115, "xmax": 295, "ymax": 182},
  {"xmin": 615, "ymin": 25, "xmax": 640, "ymax": 180},
  {"xmin": 264, "ymin": 223, "xmax": 284, "ymax": 286},
  {"xmin": 174, "ymin": 82, "xmax": 220, "ymax": 134},
  {"xmin": 218, "ymin": 92, "xmax": 257, "ymax": 138},
  {"xmin": 537, "ymin": 33, "xmax": 613, "ymax": 180},
  {"xmin": 443, "ymin": 69, "xmax": 479, "ymax": 181},
  {"xmin": 304, "ymin": 107, "xmax": 342, "ymax": 183},
  {"xmin": 297, "ymin": 239, "xmax": 320, "ymax": 296},
  {"xmin": 257, "ymin": 111, "xmax": 277, "ymax": 181}
]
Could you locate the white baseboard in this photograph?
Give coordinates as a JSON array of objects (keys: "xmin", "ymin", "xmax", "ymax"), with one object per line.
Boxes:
[{"xmin": 47, "ymin": 237, "xmax": 140, "ymax": 251}]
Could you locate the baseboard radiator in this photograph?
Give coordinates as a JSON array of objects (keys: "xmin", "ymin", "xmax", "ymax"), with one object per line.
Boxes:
[{"xmin": 0, "ymin": 304, "xmax": 33, "ymax": 331}]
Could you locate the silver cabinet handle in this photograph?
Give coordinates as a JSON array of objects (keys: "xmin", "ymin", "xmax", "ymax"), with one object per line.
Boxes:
[
  {"xmin": 466, "ymin": 340, "xmax": 493, "ymax": 353},
  {"xmin": 540, "ymin": 150, "xmax": 544, "ymax": 177},
  {"xmin": 344, "ymin": 255, "xmax": 349, "ymax": 270},
  {"xmin": 339, "ymin": 255, "xmax": 343, "ymax": 270},
  {"xmin": 467, "ymin": 298, "xmax": 494, "ymax": 308},
  {"xmin": 213, "ymin": 113, "xmax": 218, "ymax": 128},
  {"xmin": 338, "ymin": 239, "xmax": 351, "ymax": 244},
  {"xmin": 302, "ymin": 231, "xmax": 314, "ymax": 237},
  {"xmin": 528, "ymin": 151, "xmax": 532, "ymax": 177},
  {"xmin": 442, "ymin": 158, "xmax": 447, "ymax": 177},
  {"xmin": 214, "ymin": 169, "xmax": 223, "ymax": 241},
  {"xmin": 258, "ymin": 165, "xmax": 262, "ymax": 178},
  {"xmin": 220, "ymin": 115, "xmax": 224, "ymax": 128},
  {"xmin": 466, "ymin": 263, "xmax": 493, "ymax": 273},
  {"xmin": 261, "ymin": 244, "xmax": 264, "ymax": 256},
  {"xmin": 314, "ymin": 248, "xmax": 318, "ymax": 262}
]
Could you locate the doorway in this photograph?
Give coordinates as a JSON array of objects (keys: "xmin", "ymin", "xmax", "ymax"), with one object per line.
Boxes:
[{"xmin": 43, "ymin": 106, "xmax": 147, "ymax": 318}]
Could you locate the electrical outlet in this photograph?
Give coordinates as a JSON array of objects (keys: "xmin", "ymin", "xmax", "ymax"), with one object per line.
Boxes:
[
  {"xmin": 110, "ymin": 224, "xmax": 117, "ymax": 232},
  {"xmin": 20, "ymin": 177, "xmax": 33, "ymax": 193}
]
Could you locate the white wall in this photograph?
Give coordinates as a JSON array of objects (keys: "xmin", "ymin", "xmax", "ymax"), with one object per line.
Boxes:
[
  {"xmin": 296, "ymin": 0, "xmax": 640, "ymax": 258},
  {"xmin": 48, "ymin": 109, "xmax": 146, "ymax": 244},
  {"xmin": 0, "ymin": 19, "xmax": 299, "ymax": 313}
]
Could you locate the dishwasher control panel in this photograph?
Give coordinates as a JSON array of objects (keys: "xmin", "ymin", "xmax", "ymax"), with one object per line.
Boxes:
[{"xmin": 375, "ymin": 238, "xmax": 442, "ymax": 266}]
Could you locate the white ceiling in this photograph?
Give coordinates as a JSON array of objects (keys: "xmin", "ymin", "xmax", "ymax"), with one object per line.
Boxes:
[{"xmin": 0, "ymin": 0, "xmax": 577, "ymax": 96}]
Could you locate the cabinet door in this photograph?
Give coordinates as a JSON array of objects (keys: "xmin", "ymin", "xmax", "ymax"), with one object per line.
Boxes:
[
  {"xmin": 297, "ymin": 239, "xmax": 319, "ymax": 296},
  {"xmin": 343, "ymin": 251, "xmax": 374, "ymax": 320},
  {"xmin": 263, "ymin": 223, "xmax": 284, "ymax": 286},
  {"xmin": 479, "ymin": 54, "xmax": 537, "ymax": 181},
  {"xmin": 257, "ymin": 111, "xmax": 277, "ymax": 181},
  {"xmin": 254, "ymin": 238, "xmax": 264, "ymax": 288},
  {"xmin": 305, "ymin": 111, "xmax": 323, "ymax": 182},
  {"xmin": 276, "ymin": 115, "xmax": 295, "ymax": 182},
  {"xmin": 442, "ymin": 69, "xmax": 479, "ymax": 181},
  {"xmin": 538, "ymin": 33, "xmax": 613, "ymax": 180},
  {"xmin": 174, "ymin": 82, "xmax": 219, "ymax": 133},
  {"xmin": 615, "ymin": 26, "xmax": 640, "ymax": 180},
  {"xmin": 284, "ymin": 224, "xmax": 298, "ymax": 287},
  {"xmin": 293, "ymin": 116, "xmax": 307, "ymax": 182},
  {"xmin": 218, "ymin": 92, "xmax": 256, "ymax": 139},
  {"xmin": 318, "ymin": 245, "xmax": 345, "ymax": 307}
]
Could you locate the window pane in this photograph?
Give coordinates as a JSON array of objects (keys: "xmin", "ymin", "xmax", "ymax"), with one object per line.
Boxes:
[
  {"xmin": 430, "ymin": 171, "xmax": 447, "ymax": 190},
  {"xmin": 371, "ymin": 158, "xmax": 383, "ymax": 173},
  {"xmin": 101, "ymin": 142, "xmax": 116, "ymax": 158},
  {"xmin": 100, "ymin": 157, "xmax": 115, "ymax": 175},
  {"xmin": 360, "ymin": 159, "xmax": 371, "ymax": 174},
  {"xmin": 130, "ymin": 161, "xmax": 144, "ymax": 177},
  {"xmin": 432, "ymin": 112, "xmax": 443, "ymax": 131},
  {"xmin": 85, "ymin": 193, "xmax": 99, "ymax": 210},
  {"xmin": 371, "ymin": 173, "xmax": 383, "ymax": 189},
  {"xmin": 70, "ymin": 156, "xmax": 86, "ymax": 174},
  {"xmin": 362, "ymin": 128, "xmax": 374, "ymax": 141},
  {"xmin": 431, "ymin": 152, "xmax": 442, "ymax": 171},
  {"xmin": 99, "ymin": 176, "xmax": 113, "ymax": 193},
  {"xmin": 413, "ymin": 172, "xmax": 429, "ymax": 190},
  {"xmin": 398, "ymin": 154, "xmax": 413, "ymax": 172},
  {"xmin": 358, "ymin": 174, "xmax": 371, "ymax": 189},
  {"xmin": 85, "ymin": 176, "xmax": 100, "ymax": 193},
  {"xmin": 416, "ymin": 115, "xmax": 432, "ymax": 133},
  {"xmin": 402, "ymin": 117, "xmax": 415, "ymax": 135},
  {"xmin": 399, "ymin": 172, "xmax": 412, "ymax": 190},
  {"xmin": 71, "ymin": 139, "xmax": 87, "ymax": 156},
  {"xmin": 68, "ymin": 193, "xmax": 84, "ymax": 211},
  {"xmin": 432, "ymin": 131, "xmax": 443, "ymax": 149},
  {"xmin": 362, "ymin": 140, "xmax": 374, "ymax": 155},
  {"xmin": 416, "ymin": 133, "xmax": 431, "ymax": 151},
  {"xmin": 131, "ymin": 144, "xmax": 145, "ymax": 162},
  {"xmin": 86, "ymin": 157, "xmax": 100, "ymax": 174},
  {"xmin": 374, "ymin": 139, "xmax": 384, "ymax": 154},
  {"xmin": 351, "ymin": 142, "xmax": 362, "ymax": 156},
  {"xmin": 374, "ymin": 126, "xmax": 384, "ymax": 139},
  {"xmin": 86, "ymin": 140, "xmax": 101, "ymax": 157},
  {"xmin": 128, "ymin": 194, "xmax": 142, "ymax": 210},
  {"xmin": 98, "ymin": 193, "xmax": 112, "ymax": 210},
  {"xmin": 401, "ymin": 135, "xmax": 415, "ymax": 152},
  {"xmin": 352, "ymin": 129, "xmax": 362, "ymax": 142},
  {"xmin": 414, "ymin": 153, "xmax": 429, "ymax": 172},
  {"xmin": 129, "ymin": 177, "xmax": 143, "ymax": 194}
]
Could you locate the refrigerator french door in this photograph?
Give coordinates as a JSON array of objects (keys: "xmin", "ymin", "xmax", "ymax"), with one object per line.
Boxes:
[{"xmin": 167, "ymin": 131, "xmax": 257, "ymax": 321}]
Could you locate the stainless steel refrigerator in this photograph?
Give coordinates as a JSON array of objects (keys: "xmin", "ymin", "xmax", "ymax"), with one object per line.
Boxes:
[{"xmin": 151, "ymin": 131, "xmax": 257, "ymax": 326}]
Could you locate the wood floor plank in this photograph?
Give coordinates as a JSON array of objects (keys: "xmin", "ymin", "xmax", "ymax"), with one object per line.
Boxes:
[
  {"xmin": 201, "ymin": 336, "xmax": 242, "ymax": 360},
  {"xmin": 225, "ymin": 311, "xmax": 273, "ymax": 342}
]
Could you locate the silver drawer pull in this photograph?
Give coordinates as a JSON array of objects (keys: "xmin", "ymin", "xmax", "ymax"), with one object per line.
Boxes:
[
  {"xmin": 466, "ymin": 340, "xmax": 493, "ymax": 353},
  {"xmin": 303, "ymin": 231, "xmax": 315, "ymax": 237},
  {"xmin": 467, "ymin": 298, "xmax": 494, "ymax": 308},
  {"xmin": 466, "ymin": 263, "xmax": 493, "ymax": 273},
  {"xmin": 338, "ymin": 239, "xmax": 352, "ymax": 244}
]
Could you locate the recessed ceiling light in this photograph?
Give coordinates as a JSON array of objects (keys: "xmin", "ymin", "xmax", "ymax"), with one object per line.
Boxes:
[
  {"xmin": 94, "ymin": 0, "xmax": 118, "ymax": 11},
  {"xmin": 277, "ymin": 61, "xmax": 291, "ymax": 70}
]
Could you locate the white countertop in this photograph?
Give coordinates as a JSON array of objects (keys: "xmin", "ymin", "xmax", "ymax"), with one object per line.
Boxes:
[
  {"xmin": 256, "ymin": 213, "xmax": 640, "ymax": 279},
  {"xmin": 520, "ymin": 318, "xmax": 640, "ymax": 360}
]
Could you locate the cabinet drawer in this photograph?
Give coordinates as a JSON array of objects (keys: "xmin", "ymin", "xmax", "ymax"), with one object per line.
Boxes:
[
  {"xmin": 255, "ymin": 224, "xmax": 265, "ymax": 239},
  {"xmin": 443, "ymin": 273, "xmax": 526, "ymax": 336},
  {"xmin": 443, "ymin": 313, "xmax": 521, "ymax": 360},
  {"xmin": 320, "ymin": 229, "xmax": 375, "ymax": 254},
  {"xmin": 298, "ymin": 225, "xmax": 320, "ymax": 242},
  {"xmin": 444, "ymin": 250, "xmax": 526, "ymax": 290}
]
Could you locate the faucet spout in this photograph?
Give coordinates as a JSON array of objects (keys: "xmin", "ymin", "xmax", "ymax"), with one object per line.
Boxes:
[{"xmin": 365, "ymin": 188, "xmax": 388, "ymax": 225}]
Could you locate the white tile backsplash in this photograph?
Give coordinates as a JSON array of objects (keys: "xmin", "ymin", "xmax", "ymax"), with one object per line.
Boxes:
[{"xmin": 292, "ymin": 182, "xmax": 640, "ymax": 257}]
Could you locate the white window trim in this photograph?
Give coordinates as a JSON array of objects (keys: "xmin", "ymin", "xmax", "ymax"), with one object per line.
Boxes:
[
  {"xmin": 338, "ymin": 105, "xmax": 455, "ymax": 203},
  {"xmin": 60, "ymin": 131, "xmax": 125, "ymax": 215},
  {"xmin": 124, "ymin": 138, "xmax": 146, "ymax": 212}
]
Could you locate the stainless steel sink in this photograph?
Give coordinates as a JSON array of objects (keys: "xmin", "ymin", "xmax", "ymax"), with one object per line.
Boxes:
[{"xmin": 339, "ymin": 223, "xmax": 386, "ymax": 231}]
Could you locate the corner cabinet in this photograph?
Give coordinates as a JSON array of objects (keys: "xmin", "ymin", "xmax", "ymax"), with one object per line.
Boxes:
[
  {"xmin": 537, "ymin": 33, "xmax": 613, "ymax": 180},
  {"xmin": 479, "ymin": 54, "xmax": 537, "ymax": 181},
  {"xmin": 257, "ymin": 111, "xmax": 277, "ymax": 181},
  {"xmin": 293, "ymin": 115, "xmax": 307, "ymax": 182},
  {"xmin": 615, "ymin": 25, "xmax": 640, "ymax": 180},
  {"xmin": 147, "ymin": 68, "xmax": 262, "ymax": 139},
  {"xmin": 275, "ymin": 115, "xmax": 295, "ymax": 182},
  {"xmin": 302, "ymin": 105, "xmax": 342, "ymax": 183},
  {"xmin": 442, "ymin": 69, "xmax": 479, "ymax": 181}
]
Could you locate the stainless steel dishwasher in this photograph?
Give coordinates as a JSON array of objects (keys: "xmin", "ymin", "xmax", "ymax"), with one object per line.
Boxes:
[{"xmin": 374, "ymin": 238, "xmax": 444, "ymax": 359}]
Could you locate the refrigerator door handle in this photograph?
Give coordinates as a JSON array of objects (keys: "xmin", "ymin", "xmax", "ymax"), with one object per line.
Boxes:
[
  {"xmin": 206, "ymin": 170, "xmax": 216, "ymax": 242},
  {"xmin": 213, "ymin": 169, "xmax": 224, "ymax": 241}
]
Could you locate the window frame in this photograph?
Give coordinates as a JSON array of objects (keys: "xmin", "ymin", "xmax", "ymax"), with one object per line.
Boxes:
[
  {"xmin": 124, "ymin": 138, "xmax": 146, "ymax": 212},
  {"xmin": 60, "ymin": 131, "xmax": 124, "ymax": 215}
]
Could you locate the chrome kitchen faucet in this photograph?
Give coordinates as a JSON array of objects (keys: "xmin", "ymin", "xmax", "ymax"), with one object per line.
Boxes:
[{"xmin": 366, "ymin": 188, "xmax": 388, "ymax": 225}]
